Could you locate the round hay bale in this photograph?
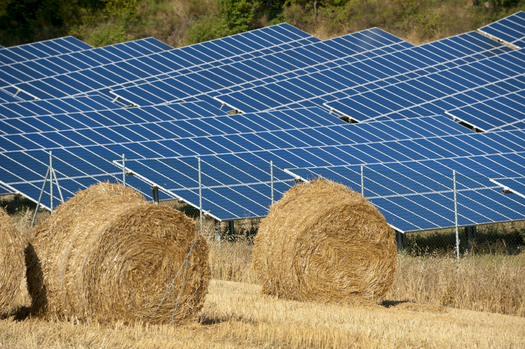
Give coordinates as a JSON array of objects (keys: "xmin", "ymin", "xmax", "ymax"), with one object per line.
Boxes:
[
  {"xmin": 26, "ymin": 182, "xmax": 210, "ymax": 325},
  {"xmin": 0, "ymin": 206, "xmax": 25, "ymax": 314},
  {"xmin": 253, "ymin": 178, "xmax": 396, "ymax": 303}
]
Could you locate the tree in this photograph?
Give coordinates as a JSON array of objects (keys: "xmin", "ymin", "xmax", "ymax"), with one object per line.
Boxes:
[{"xmin": 217, "ymin": 0, "xmax": 264, "ymax": 35}]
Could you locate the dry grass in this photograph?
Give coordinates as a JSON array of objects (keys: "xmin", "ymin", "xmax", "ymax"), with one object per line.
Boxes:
[
  {"xmin": 2, "ymin": 198, "xmax": 525, "ymax": 347},
  {"xmin": 387, "ymin": 253, "xmax": 525, "ymax": 317},
  {"xmin": 2, "ymin": 280, "xmax": 525, "ymax": 348}
]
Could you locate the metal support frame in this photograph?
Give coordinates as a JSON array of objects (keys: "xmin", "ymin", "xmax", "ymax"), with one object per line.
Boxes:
[
  {"xmin": 270, "ymin": 160, "xmax": 274, "ymax": 205},
  {"xmin": 229, "ymin": 220, "xmax": 234, "ymax": 236},
  {"xmin": 122, "ymin": 154, "xmax": 126, "ymax": 186},
  {"xmin": 361, "ymin": 165, "xmax": 364, "ymax": 196},
  {"xmin": 396, "ymin": 231, "xmax": 404, "ymax": 253},
  {"xmin": 152, "ymin": 186, "xmax": 159, "ymax": 204},
  {"xmin": 453, "ymin": 170, "xmax": 460, "ymax": 262},
  {"xmin": 31, "ymin": 151, "xmax": 64, "ymax": 227},
  {"xmin": 198, "ymin": 157, "xmax": 203, "ymax": 236}
]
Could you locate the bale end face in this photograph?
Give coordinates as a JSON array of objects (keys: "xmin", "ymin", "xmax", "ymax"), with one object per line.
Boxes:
[
  {"xmin": 254, "ymin": 178, "xmax": 396, "ymax": 303},
  {"xmin": 26, "ymin": 183, "xmax": 210, "ymax": 325}
]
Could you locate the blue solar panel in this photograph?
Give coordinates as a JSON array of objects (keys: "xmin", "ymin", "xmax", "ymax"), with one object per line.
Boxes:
[
  {"xmin": 445, "ymin": 89, "xmax": 525, "ymax": 132},
  {"xmin": 0, "ymin": 37, "xmax": 92, "ymax": 67},
  {"xmin": 0, "ymin": 38, "xmax": 171, "ymax": 88},
  {"xmin": 214, "ymin": 31, "xmax": 509, "ymax": 113},
  {"xmin": 9, "ymin": 24, "xmax": 317, "ymax": 101},
  {"xmin": 0, "ymin": 94, "xmax": 127, "ymax": 119},
  {"xmin": 325, "ymin": 50, "xmax": 525, "ymax": 122},
  {"xmin": 491, "ymin": 176, "xmax": 525, "ymax": 198},
  {"xmin": 479, "ymin": 11, "xmax": 525, "ymax": 48},
  {"xmin": 0, "ymin": 107, "xmax": 349, "ymax": 151},
  {"xmin": 111, "ymin": 28, "xmax": 411, "ymax": 106},
  {"xmin": 121, "ymin": 129, "xmax": 525, "ymax": 225}
]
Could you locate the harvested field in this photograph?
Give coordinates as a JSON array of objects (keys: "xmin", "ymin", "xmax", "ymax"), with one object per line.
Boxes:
[
  {"xmin": 1, "ymin": 280, "xmax": 525, "ymax": 348},
  {"xmin": 25, "ymin": 182, "xmax": 210, "ymax": 325},
  {"xmin": 254, "ymin": 178, "xmax": 396, "ymax": 303},
  {"xmin": 0, "ymin": 207, "xmax": 25, "ymax": 314}
]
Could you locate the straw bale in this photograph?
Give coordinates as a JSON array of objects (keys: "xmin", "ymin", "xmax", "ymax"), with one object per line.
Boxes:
[
  {"xmin": 253, "ymin": 178, "xmax": 396, "ymax": 303},
  {"xmin": 0, "ymin": 206, "xmax": 25, "ymax": 314},
  {"xmin": 26, "ymin": 182, "xmax": 210, "ymax": 325}
]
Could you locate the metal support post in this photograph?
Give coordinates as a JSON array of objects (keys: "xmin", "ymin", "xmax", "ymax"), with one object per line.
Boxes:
[
  {"xmin": 361, "ymin": 165, "xmax": 364, "ymax": 196},
  {"xmin": 453, "ymin": 170, "xmax": 460, "ymax": 263},
  {"xmin": 152, "ymin": 186, "xmax": 159, "ymax": 204},
  {"xmin": 229, "ymin": 220, "xmax": 234, "ymax": 236},
  {"xmin": 396, "ymin": 231, "xmax": 403, "ymax": 253},
  {"xmin": 32, "ymin": 166, "xmax": 50, "ymax": 227},
  {"xmin": 198, "ymin": 157, "xmax": 203, "ymax": 236},
  {"xmin": 49, "ymin": 151, "xmax": 53, "ymax": 211},
  {"xmin": 122, "ymin": 154, "xmax": 126, "ymax": 186},
  {"xmin": 270, "ymin": 160, "xmax": 274, "ymax": 205}
]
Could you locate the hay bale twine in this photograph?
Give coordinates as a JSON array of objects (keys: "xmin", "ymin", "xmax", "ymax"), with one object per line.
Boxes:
[
  {"xmin": 0, "ymin": 206, "xmax": 25, "ymax": 314},
  {"xmin": 253, "ymin": 178, "xmax": 396, "ymax": 303},
  {"xmin": 26, "ymin": 182, "xmax": 210, "ymax": 325}
]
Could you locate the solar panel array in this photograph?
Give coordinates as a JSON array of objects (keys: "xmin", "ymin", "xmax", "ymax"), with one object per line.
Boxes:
[
  {"xmin": 1, "ymin": 13, "xmax": 525, "ymax": 233},
  {"xmin": 0, "ymin": 38, "xmax": 171, "ymax": 89},
  {"xmin": 0, "ymin": 37, "xmax": 92, "ymax": 66},
  {"xmin": 9, "ymin": 24, "xmax": 317, "ymax": 101},
  {"xmin": 214, "ymin": 31, "xmax": 511, "ymax": 113},
  {"xmin": 445, "ymin": 89, "xmax": 525, "ymax": 131},
  {"xmin": 479, "ymin": 11, "xmax": 525, "ymax": 48},
  {"xmin": 111, "ymin": 28, "xmax": 412, "ymax": 106}
]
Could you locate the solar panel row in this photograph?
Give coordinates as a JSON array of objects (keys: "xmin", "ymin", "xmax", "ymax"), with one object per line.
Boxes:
[
  {"xmin": 326, "ymin": 50, "xmax": 525, "ymax": 122},
  {"xmin": 445, "ymin": 89, "xmax": 525, "ymax": 132},
  {"xmin": 0, "ymin": 38, "xmax": 171, "ymax": 88},
  {"xmin": 120, "ymin": 128, "xmax": 525, "ymax": 225},
  {"xmin": 110, "ymin": 28, "xmax": 410, "ymax": 106},
  {"xmin": 291, "ymin": 156, "xmax": 525, "ymax": 232},
  {"xmin": 479, "ymin": 11, "xmax": 525, "ymax": 48},
  {"xmin": 7, "ymin": 24, "xmax": 316, "ymax": 101},
  {"xmin": 0, "ymin": 36, "xmax": 92, "ymax": 66},
  {"xmin": 214, "ymin": 31, "xmax": 510, "ymax": 113},
  {"xmin": 0, "ymin": 94, "xmax": 126, "ymax": 120}
]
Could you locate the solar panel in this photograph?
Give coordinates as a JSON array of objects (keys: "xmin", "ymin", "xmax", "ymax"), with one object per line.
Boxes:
[
  {"xmin": 289, "ymin": 150, "xmax": 525, "ymax": 232},
  {"xmin": 0, "ymin": 88, "xmax": 23, "ymax": 103},
  {"xmin": 0, "ymin": 107, "xmax": 348, "ymax": 152},
  {"xmin": 214, "ymin": 31, "xmax": 510, "ymax": 113},
  {"xmin": 0, "ymin": 94, "xmax": 126, "ymax": 120},
  {"xmin": 0, "ymin": 110, "xmax": 474, "ymax": 220},
  {"xmin": 8, "ymin": 24, "xmax": 317, "ymax": 101},
  {"xmin": 0, "ymin": 182, "xmax": 12, "ymax": 195},
  {"xmin": 325, "ymin": 49, "xmax": 525, "ymax": 122},
  {"xmin": 445, "ymin": 89, "xmax": 525, "ymax": 132},
  {"xmin": 0, "ymin": 36, "xmax": 92, "ymax": 66},
  {"xmin": 491, "ymin": 177, "xmax": 525, "ymax": 198},
  {"xmin": 0, "ymin": 38, "xmax": 172, "ymax": 89},
  {"xmin": 110, "ymin": 28, "xmax": 411, "ymax": 106},
  {"xmin": 479, "ymin": 11, "xmax": 525, "ymax": 48}
]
